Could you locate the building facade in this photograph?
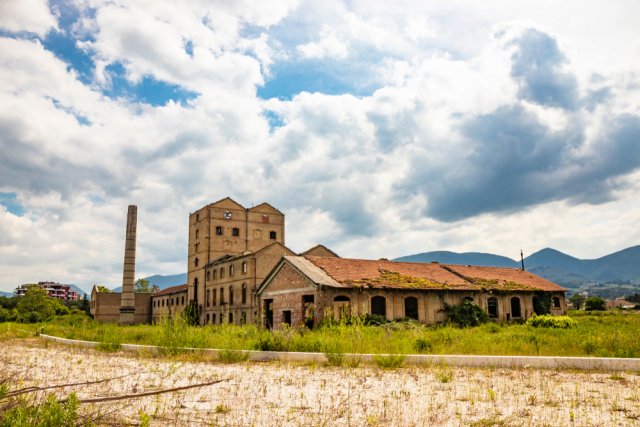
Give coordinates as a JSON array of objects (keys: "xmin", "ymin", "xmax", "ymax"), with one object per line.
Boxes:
[
  {"xmin": 151, "ymin": 284, "xmax": 188, "ymax": 322},
  {"xmin": 15, "ymin": 282, "xmax": 80, "ymax": 301},
  {"xmin": 186, "ymin": 197, "xmax": 285, "ymax": 319},
  {"xmin": 202, "ymin": 242, "xmax": 296, "ymax": 325},
  {"xmin": 90, "ymin": 285, "xmax": 151, "ymax": 323},
  {"xmin": 258, "ymin": 256, "xmax": 567, "ymax": 329}
]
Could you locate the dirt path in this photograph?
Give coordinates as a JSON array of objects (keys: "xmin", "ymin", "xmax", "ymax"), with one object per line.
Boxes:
[{"xmin": 2, "ymin": 339, "xmax": 639, "ymax": 426}]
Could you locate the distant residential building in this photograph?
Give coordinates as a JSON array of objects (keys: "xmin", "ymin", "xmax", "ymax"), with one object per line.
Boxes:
[
  {"xmin": 606, "ymin": 298, "xmax": 636, "ymax": 310},
  {"xmin": 15, "ymin": 282, "xmax": 80, "ymax": 301}
]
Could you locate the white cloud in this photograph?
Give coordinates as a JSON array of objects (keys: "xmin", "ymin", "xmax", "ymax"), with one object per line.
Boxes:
[
  {"xmin": 1, "ymin": 0, "xmax": 639, "ymax": 292},
  {"xmin": 0, "ymin": 0, "xmax": 57, "ymax": 37}
]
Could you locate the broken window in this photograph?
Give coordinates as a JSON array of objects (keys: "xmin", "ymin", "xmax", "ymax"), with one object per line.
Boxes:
[
  {"xmin": 510, "ymin": 297, "xmax": 522, "ymax": 318},
  {"xmin": 404, "ymin": 296, "xmax": 419, "ymax": 320},
  {"xmin": 487, "ymin": 297, "xmax": 498, "ymax": 318},
  {"xmin": 371, "ymin": 296, "xmax": 386, "ymax": 317}
]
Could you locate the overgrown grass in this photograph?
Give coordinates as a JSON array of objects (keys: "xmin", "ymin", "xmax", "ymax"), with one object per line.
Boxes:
[{"xmin": 3, "ymin": 311, "xmax": 640, "ymax": 358}]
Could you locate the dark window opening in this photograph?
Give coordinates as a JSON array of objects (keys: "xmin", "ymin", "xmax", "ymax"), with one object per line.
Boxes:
[
  {"xmin": 193, "ymin": 278, "xmax": 199, "ymax": 303},
  {"xmin": 195, "ymin": 229, "xmax": 199, "ymax": 239},
  {"xmin": 206, "ymin": 313, "xmax": 210, "ymax": 323},
  {"xmin": 241, "ymin": 284, "xmax": 247, "ymax": 304},
  {"xmin": 232, "ymin": 227, "xmax": 240, "ymax": 237},
  {"xmin": 404, "ymin": 296, "xmax": 419, "ymax": 320},
  {"xmin": 229, "ymin": 312, "xmax": 233, "ymax": 324},
  {"xmin": 181, "ymin": 296, "xmax": 184, "ymax": 305},
  {"xmin": 215, "ymin": 226, "xmax": 223, "ymax": 236},
  {"xmin": 553, "ymin": 296, "xmax": 561, "ymax": 308},
  {"xmin": 206, "ymin": 290, "xmax": 210, "ymax": 307},
  {"xmin": 283, "ymin": 310, "xmax": 292, "ymax": 326},
  {"xmin": 195, "ymin": 213, "xmax": 199, "ymax": 222},
  {"xmin": 229, "ymin": 286, "xmax": 234, "ymax": 305},
  {"xmin": 269, "ymin": 231, "xmax": 277, "ymax": 240},
  {"xmin": 265, "ymin": 299, "xmax": 274, "ymax": 329},
  {"xmin": 230, "ymin": 265, "xmax": 234, "ymax": 276},
  {"xmin": 511, "ymin": 297, "xmax": 522, "ymax": 318},
  {"xmin": 220, "ymin": 288, "xmax": 224, "ymax": 305},
  {"xmin": 220, "ymin": 268, "xmax": 225, "ymax": 278},
  {"xmin": 371, "ymin": 296, "xmax": 386, "ymax": 317},
  {"xmin": 241, "ymin": 311, "xmax": 247, "ymax": 324},
  {"xmin": 213, "ymin": 270, "xmax": 217, "ymax": 280},
  {"xmin": 213, "ymin": 314, "xmax": 216, "ymax": 324},
  {"xmin": 212, "ymin": 289, "xmax": 216, "ymax": 306},
  {"xmin": 487, "ymin": 297, "xmax": 498, "ymax": 318},
  {"xmin": 194, "ymin": 257, "xmax": 199, "ymax": 267}
]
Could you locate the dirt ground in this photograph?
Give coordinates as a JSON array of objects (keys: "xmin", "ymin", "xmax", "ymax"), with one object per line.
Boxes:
[{"xmin": 1, "ymin": 339, "xmax": 639, "ymax": 426}]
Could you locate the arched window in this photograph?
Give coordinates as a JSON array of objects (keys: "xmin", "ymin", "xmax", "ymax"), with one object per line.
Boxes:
[
  {"xmin": 242, "ymin": 262, "xmax": 247, "ymax": 274},
  {"xmin": 193, "ymin": 278, "xmax": 198, "ymax": 302},
  {"xmin": 229, "ymin": 286, "xmax": 234, "ymax": 305},
  {"xmin": 404, "ymin": 297, "xmax": 418, "ymax": 320},
  {"xmin": 487, "ymin": 297, "xmax": 498, "ymax": 318},
  {"xmin": 230, "ymin": 265, "xmax": 234, "ymax": 276},
  {"xmin": 194, "ymin": 257, "xmax": 199, "ymax": 267},
  {"xmin": 206, "ymin": 271, "xmax": 210, "ymax": 281},
  {"xmin": 213, "ymin": 270, "xmax": 217, "ymax": 280},
  {"xmin": 212, "ymin": 289, "xmax": 217, "ymax": 306},
  {"xmin": 220, "ymin": 267, "xmax": 225, "ymax": 279},
  {"xmin": 229, "ymin": 312, "xmax": 234, "ymax": 324},
  {"xmin": 511, "ymin": 297, "xmax": 522, "ymax": 318},
  {"xmin": 220, "ymin": 288, "xmax": 224, "ymax": 305},
  {"xmin": 241, "ymin": 284, "xmax": 247, "ymax": 304},
  {"xmin": 195, "ymin": 229, "xmax": 199, "ymax": 239},
  {"xmin": 553, "ymin": 296, "xmax": 561, "ymax": 308},
  {"xmin": 371, "ymin": 296, "xmax": 386, "ymax": 317},
  {"xmin": 206, "ymin": 290, "xmax": 210, "ymax": 307}
]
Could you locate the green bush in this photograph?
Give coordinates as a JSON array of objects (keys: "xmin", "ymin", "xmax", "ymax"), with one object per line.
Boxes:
[
  {"xmin": 0, "ymin": 393, "xmax": 80, "ymax": 427},
  {"xmin": 413, "ymin": 338, "xmax": 433, "ymax": 353},
  {"xmin": 16, "ymin": 287, "xmax": 56, "ymax": 323},
  {"xmin": 373, "ymin": 354, "xmax": 405, "ymax": 369},
  {"xmin": 363, "ymin": 314, "xmax": 389, "ymax": 325},
  {"xmin": 217, "ymin": 349, "xmax": 250, "ymax": 363},
  {"xmin": 584, "ymin": 297, "xmax": 606, "ymax": 311},
  {"xmin": 526, "ymin": 314, "xmax": 577, "ymax": 329},
  {"xmin": 445, "ymin": 300, "xmax": 490, "ymax": 327}
]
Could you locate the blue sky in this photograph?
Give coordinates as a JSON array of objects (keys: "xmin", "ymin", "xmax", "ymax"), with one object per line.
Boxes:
[{"xmin": 0, "ymin": 0, "xmax": 639, "ymax": 292}]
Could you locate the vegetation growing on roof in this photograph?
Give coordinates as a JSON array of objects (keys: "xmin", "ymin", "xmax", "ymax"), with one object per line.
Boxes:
[
  {"xmin": 347, "ymin": 269, "xmax": 446, "ymax": 289},
  {"xmin": 472, "ymin": 278, "xmax": 536, "ymax": 291}
]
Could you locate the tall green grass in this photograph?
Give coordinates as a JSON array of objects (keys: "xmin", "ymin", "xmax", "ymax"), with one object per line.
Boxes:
[{"xmin": 4, "ymin": 311, "xmax": 639, "ymax": 358}]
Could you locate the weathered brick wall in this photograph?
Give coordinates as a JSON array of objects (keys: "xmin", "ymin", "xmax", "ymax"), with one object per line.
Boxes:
[
  {"xmin": 260, "ymin": 263, "xmax": 318, "ymax": 328},
  {"xmin": 151, "ymin": 290, "xmax": 187, "ymax": 322}
]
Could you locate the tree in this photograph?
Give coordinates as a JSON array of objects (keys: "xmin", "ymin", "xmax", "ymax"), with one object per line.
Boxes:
[
  {"xmin": 568, "ymin": 293, "xmax": 586, "ymax": 310},
  {"xmin": 16, "ymin": 286, "xmax": 56, "ymax": 323},
  {"xmin": 584, "ymin": 296, "xmax": 606, "ymax": 311},
  {"xmin": 135, "ymin": 278, "xmax": 151, "ymax": 293},
  {"xmin": 95, "ymin": 285, "xmax": 112, "ymax": 293},
  {"xmin": 533, "ymin": 292, "xmax": 552, "ymax": 315}
]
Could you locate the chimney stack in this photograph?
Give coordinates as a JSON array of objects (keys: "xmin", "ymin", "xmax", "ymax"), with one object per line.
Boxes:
[{"xmin": 119, "ymin": 205, "xmax": 137, "ymax": 324}]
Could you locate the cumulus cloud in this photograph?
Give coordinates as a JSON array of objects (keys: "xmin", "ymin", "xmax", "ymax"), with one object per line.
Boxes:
[
  {"xmin": 1, "ymin": 1, "xmax": 640, "ymax": 291},
  {"xmin": 0, "ymin": 0, "xmax": 57, "ymax": 37}
]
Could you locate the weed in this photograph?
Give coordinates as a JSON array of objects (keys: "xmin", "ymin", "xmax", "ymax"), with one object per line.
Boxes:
[
  {"xmin": 215, "ymin": 403, "xmax": 231, "ymax": 414},
  {"xmin": 373, "ymin": 354, "xmax": 406, "ymax": 369}
]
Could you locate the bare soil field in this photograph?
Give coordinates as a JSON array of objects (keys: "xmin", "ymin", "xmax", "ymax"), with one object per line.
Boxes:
[{"xmin": 2, "ymin": 339, "xmax": 639, "ymax": 426}]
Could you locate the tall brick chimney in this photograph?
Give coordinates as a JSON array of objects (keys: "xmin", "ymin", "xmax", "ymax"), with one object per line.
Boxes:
[{"xmin": 119, "ymin": 205, "xmax": 137, "ymax": 324}]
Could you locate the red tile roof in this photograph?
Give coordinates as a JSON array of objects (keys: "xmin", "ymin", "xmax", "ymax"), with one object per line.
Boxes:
[
  {"xmin": 152, "ymin": 284, "xmax": 187, "ymax": 297},
  {"xmin": 303, "ymin": 257, "xmax": 565, "ymax": 292}
]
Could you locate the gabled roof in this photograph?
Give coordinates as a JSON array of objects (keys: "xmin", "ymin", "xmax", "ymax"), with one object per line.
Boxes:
[
  {"xmin": 248, "ymin": 202, "xmax": 284, "ymax": 216},
  {"xmin": 207, "ymin": 196, "xmax": 245, "ymax": 211},
  {"xmin": 270, "ymin": 256, "xmax": 565, "ymax": 292},
  {"xmin": 152, "ymin": 284, "xmax": 187, "ymax": 297},
  {"xmin": 300, "ymin": 244, "xmax": 339, "ymax": 258}
]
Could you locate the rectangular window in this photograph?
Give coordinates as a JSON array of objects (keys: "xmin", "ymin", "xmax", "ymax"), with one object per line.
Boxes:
[
  {"xmin": 215, "ymin": 226, "xmax": 223, "ymax": 236},
  {"xmin": 283, "ymin": 310, "xmax": 292, "ymax": 326},
  {"xmin": 206, "ymin": 290, "xmax": 210, "ymax": 307},
  {"xmin": 212, "ymin": 289, "xmax": 217, "ymax": 306},
  {"xmin": 230, "ymin": 265, "xmax": 234, "ymax": 276},
  {"xmin": 232, "ymin": 227, "xmax": 240, "ymax": 237},
  {"xmin": 242, "ymin": 262, "xmax": 247, "ymax": 274},
  {"xmin": 269, "ymin": 231, "xmax": 277, "ymax": 240},
  {"xmin": 220, "ymin": 288, "xmax": 224, "ymax": 305}
]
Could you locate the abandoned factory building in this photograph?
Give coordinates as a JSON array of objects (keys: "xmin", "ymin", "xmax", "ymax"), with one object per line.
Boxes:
[{"xmin": 91, "ymin": 197, "xmax": 567, "ymax": 325}]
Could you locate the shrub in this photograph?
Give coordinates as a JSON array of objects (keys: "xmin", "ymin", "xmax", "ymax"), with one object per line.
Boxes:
[
  {"xmin": 532, "ymin": 292, "xmax": 552, "ymax": 315},
  {"xmin": 525, "ymin": 314, "xmax": 577, "ymax": 329},
  {"xmin": 182, "ymin": 302, "xmax": 199, "ymax": 326},
  {"xmin": 16, "ymin": 287, "xmax": 56, "ymax": 323},
  {"xmin": 584, "ymin": 297, "xmax": 606, "ymax": 311},
  {"xmin": 363, "ymin": 314, "xmax": 389, "ymax": 326},
  {"xmin": 445, "ymin": 300, "xmax": 490, "ymax": 327},
  {"xmin": 373, "ymin": 354, "xmax": 405, "ymax": 369},
  {"xmin": 0, "ymin": 393, "xmax": 80, "ymax": 426},
  {"xmin": 413, "ymin": 338, "xmax": 433, "ymax": 353}
]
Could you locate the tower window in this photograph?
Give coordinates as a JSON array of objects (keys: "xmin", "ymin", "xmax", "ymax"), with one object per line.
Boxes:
[
  {"xmin": 195, "ymin": 229, "xmax": 199, "ymax": 239},
  {"xmin": 194, "ymin": 257, "xmax": 199, "ymax": 267},
  {"xmin": 232, "ymin": 227, "xmax": 240, "ymax": 237},
  {"xmin": 242, "ymin": 262, "xmax": 247, "ymax": 274},
  {"xmin": 215, "ymin": 226, "xmax": 223, "ymax": 236},
  {"xmin": 269, "ymin": 231, "xmax": 277, "ymax": 240}
]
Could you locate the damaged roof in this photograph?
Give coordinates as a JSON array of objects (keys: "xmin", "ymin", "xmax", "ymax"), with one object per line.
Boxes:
[{"xmin": 293, "ymin": 256, "xmax": 565, "ymax": 292}]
